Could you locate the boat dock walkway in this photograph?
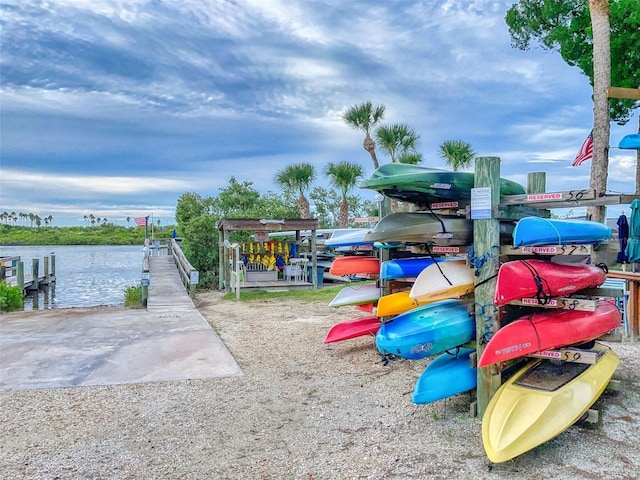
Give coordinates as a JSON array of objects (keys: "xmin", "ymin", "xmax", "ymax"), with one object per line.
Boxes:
[{"xmin": 0, "ymin": 253, "xmax": 242, "ymax": 391}]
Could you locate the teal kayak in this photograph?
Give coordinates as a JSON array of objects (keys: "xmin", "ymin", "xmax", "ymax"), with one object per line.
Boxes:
[
  {"xmin": 412, "ymin": 348, "xmax": 476, "ymax": 404},
  {"xmin": 359, "ymin": 163, "xmax": 526, "ymax": 203},
  {"xmin": 375, "ymin": 299, "xmax": 474, "ymax": 359}
]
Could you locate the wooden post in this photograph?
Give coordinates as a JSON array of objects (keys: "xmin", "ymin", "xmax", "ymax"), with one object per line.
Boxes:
[
  {"xmin": 473, "ymin": 156, "xmax": 503, "ymax": 418},
  {"xmin": 31, "ymin": 259, "xmax": 39, "ymax": 289},
  {"xmin": 17, "ymin": 261, "xmax": 24, "ymax": 291},
  {"xmin": 527, "ymin": 172, "xmax": 546, "ymax": 194},
  {"xmin": 218, "ymin": 229, "xmax": 225, "ymax": 291},
  {"xmin": 311, "ymin": 229, "xmax": 318, "ymax": 289},
  {"xmin": 44, "ymin": 256, "xmax": 50, "ymax": 278},
  {"xmin": 0, "ymin": 265, "xmax": 5, "ymax": 279},
  {"xmin": 50, "ymin": 254, "xmax": 55, "ymax": 277}
]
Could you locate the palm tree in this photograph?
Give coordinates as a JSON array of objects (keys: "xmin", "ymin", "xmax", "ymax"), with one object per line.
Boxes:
[
  {"xmin": 398, "ymin": 151, "xmax": 424, "ymax": 165},
  {"xmin": 438, "ymin": 140, "xmax": 477, "ymax": 171},
  {"xmin": 84, "ymin": 214, "xmax": 88, "ymax": 226},
  {"xmin": 587, "ymin": 0, "xmax": 611, "ymax": 223},
  {"xmin": 342, "ymin": 102, "xmax": 386, "ymax": 170},
  {"xmin": 323, "ymin": 161, "xmax": 365, "ymax": 228},
  {"xmin": 274, "ymin": 163, "xmax": 317, "ymax": 219},
  {"xmin": 126, "ymin": 216, "xmax": 131, "ymax": 227},
  {"xmin": 375, "ymin": 123, "xmax": 420, "ymax": 163}
]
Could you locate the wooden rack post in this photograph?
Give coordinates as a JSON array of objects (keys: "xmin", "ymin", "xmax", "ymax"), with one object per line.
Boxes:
[{"xmin": 473, "ymin": 156, "xmax": 503, "ymax": 417}]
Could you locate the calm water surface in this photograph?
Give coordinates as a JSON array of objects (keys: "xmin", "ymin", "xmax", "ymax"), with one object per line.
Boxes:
[{"xmin": 1, "ymin": 245, "xmax": 144, "ymax": 310}]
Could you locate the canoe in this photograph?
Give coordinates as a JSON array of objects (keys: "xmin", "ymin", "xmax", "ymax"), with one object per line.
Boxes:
[
  {"xmin": 380, "ymin": 257, "xmax": 439, "ymax": 280},
  {"xmin": 329, "ymin": 256, "xmax": 380, "ymax": 276},
  {"xmin": 477, "ymin": 299, "xmax": 621, "ymax": 367},
  {"xmin": 324, "ymin": 315, "xmax": 380, "ymax": 343},
  {"xmin": 513, "ymin": 217, "xmax": 612, "ymax": 247},
  {"xmin": 412, "ymin": 348, "xmax": 477, "ymax": 404},
  {"xmin": 482, "ymin": 343, "xmax": 619, "ymax": 463},
  {"xmin": 325, "ymin": 229, "xmax": 373, "ymax": 248},
  {"xmin": 376, "ymin": 290, "xmax": 423, "ymax": 317},
  {"xmin": 494, "ymin": 259, "xmax": 607, "ymax": 305},
  {"xmin": 375, "ymin": 299, "xmax": 474, "ymax": 359},
  {"xmin": 409, "ymin": 260, "xmax": 474, "ymax": 303},
  {"xmin": 328, "ymin": 283, "xmax": 380, "ymax": 308},
  {"xmin": 359, "ymin": 163, "xmax": 526, "ymax": 204},
  {"xmin": 363, "ymin": 213, "xmax": 473, "ymax": 246}
]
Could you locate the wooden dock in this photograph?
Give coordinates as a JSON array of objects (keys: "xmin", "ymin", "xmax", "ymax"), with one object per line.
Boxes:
[{"xmin": 1, "ymin": 255, "xmax": 56, "ymax": 293}]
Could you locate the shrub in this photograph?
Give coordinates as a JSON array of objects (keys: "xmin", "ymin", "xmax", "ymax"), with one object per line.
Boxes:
[
  {"xmin": 123, "ymin": 284, "xmax": 143, "ymax": 308},
  {"xmin": 0, "ymin": 280, "xmax": 23, "ymax": 312}
]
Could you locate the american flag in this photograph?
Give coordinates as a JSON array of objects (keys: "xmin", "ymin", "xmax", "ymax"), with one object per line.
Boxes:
[
  {"xmin": 572, "ymin": 130, "xmax": 593, "ymax": 167},
  {"xmin": 134, "ymin": 216, "xmax": 147, "ymax": 227}
]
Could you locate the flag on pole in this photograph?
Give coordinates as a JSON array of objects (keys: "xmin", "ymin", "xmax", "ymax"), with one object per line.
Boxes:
[
  {"xmin": 134, "ymin": 216, "xmax": 147, "ymax": 227},
  {"xmin": 572, "ymin": 130, "xmax": 594, "ymax": 166}
]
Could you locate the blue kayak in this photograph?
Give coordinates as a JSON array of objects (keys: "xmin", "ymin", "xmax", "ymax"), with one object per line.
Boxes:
[
  {"xmin": 380, "ymin": 257, "xmax": 439, "ymax": 279},
  {"xmin": 619, "ymin": 134, "xmax": 640, "ymax": 150},
  {"xmin": 513, "ymin": 217, "xmax": 612, "ymax": 247},
  {"xmin": 375, "ymin": 299, "xmax": 474, "ymax": 359},
  {"xmin": 413, "ymin": 348, "xmax": 477, "ymax": 404}
]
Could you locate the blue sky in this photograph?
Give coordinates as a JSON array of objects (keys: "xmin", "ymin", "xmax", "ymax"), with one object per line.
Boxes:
[{"xmin": 1, "ymin": 0, "xmax": 637, "ymax": 227}]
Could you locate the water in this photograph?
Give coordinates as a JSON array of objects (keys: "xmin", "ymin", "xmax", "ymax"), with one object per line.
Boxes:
[{"xmin": 1, "ymin": 245, "xmax": 144, "ymax": 310}]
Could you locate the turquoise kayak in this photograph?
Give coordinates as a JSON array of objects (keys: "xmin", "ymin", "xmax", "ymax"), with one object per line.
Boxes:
[
  {"xmin": 325, "ymin": 229, "xmax": 373, "ymax": 248},
  {"xmin": 375, "ymin": 299, "xmax": 474, "ymax": 359},
  {"xmin": 513, "ymin": 217, "xmax": 612, "ymax": 247},
  {"xmin": 359, "ymin": 163, "xmax": 526, "ymax": 203},
  {"xmin": 412, "ymin": 348, "xmax": 476, "ymax": 404}
]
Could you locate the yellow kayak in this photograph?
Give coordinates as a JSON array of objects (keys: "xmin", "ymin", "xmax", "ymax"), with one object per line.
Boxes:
[
  {"xmin": 482, "ymin": 343, "xmax": 619, "ymax": 463},
  {"xmin": 377, "ymin": 290, "xmax": 426, "ymax": 317}
]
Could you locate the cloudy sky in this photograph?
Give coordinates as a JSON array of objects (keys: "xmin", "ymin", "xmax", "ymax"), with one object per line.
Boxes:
[{"xmin": 1, "ymin": 0, "xmax": 637, "ymax": 227}]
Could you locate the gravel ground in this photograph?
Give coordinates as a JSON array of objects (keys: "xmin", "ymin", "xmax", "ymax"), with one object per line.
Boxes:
[{"xmin": 1, "ymin": 292, "xmax": 639, "ymax": 480}]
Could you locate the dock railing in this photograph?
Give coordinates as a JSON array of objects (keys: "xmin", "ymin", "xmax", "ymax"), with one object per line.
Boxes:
[{"xmin": 168, "ymin": 238, "xmax": 198, "ymax": 298}]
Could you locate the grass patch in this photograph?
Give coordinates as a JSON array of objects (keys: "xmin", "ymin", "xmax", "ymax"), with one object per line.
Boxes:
[
  {"xmin": 0, "ymin": 280, "xmax": 23, "ymax": 312},
  {"xmin": 222, "ymin": 283, "xmax": 350, "ymax": 302},
  {"xmin": 124, "ymin": 284, "xmax": 144, "ymax": 308}
]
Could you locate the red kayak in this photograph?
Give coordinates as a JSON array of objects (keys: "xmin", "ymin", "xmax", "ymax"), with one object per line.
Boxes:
[
  {"xmin": 494, "ymin": 259, "xmax": 606, "ymax": 305},
  {"xmin": 330, "ymin": 256, "xmax": 380, "ymax": 276},
  {"xmin": 324, "ymin": 315, "xmax": 381, "ymax": 343},
  {"xmin": 478, "ymin": 300, "xmax": 620, "ymax": 367}
]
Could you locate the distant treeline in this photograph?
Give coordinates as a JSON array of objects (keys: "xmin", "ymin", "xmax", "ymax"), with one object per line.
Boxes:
[{"xmin": 0, "ymin": 224, "xmax": 176, "ymax": 246}]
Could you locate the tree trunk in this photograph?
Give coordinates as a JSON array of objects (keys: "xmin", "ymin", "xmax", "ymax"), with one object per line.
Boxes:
[
  {"xmin": 363, "ymin": 133, "xmax": 380, "ymax": 170},
  {"xmin": 586, "ymin": 0, "xmax": 611, "ymax": 223},
  {"xmin": 339, "ymin": 198, "xmax": 349, "ymax": 228},
  {"xmin": 298, "ymin": 194, "xmax": 311, "ymax": 219}
]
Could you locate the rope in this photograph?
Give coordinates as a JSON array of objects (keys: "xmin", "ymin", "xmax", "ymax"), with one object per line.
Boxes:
[
  {"xmin": 424, "ymin": 243, "xmax": 453, "ymax": 286},
  {"xmin": 475, "ymin": 302, "xmax": 498, "ymax": 344},
  {"xmin": 519, "ymin": 259, "xmax": 552, "ymax": 305},
  {"xmin": 467, "ymin": 244, "xmax": 500, "ymax": 277}
]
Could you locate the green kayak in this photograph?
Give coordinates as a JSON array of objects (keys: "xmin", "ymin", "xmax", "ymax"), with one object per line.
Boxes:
[{"xmin": 359, "ymin": 163, "xmax": 526, "ymax": 203}]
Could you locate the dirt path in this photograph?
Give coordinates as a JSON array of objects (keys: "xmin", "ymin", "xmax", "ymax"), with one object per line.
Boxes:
[{"xmin": 0, "ymin": 293, "xmax": 639, "ymax": 479}]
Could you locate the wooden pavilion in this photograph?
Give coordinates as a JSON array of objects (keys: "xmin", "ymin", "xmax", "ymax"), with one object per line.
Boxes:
[{"xmin": 216, "ymin": 218, "xmax": 319, "ymax": 293}]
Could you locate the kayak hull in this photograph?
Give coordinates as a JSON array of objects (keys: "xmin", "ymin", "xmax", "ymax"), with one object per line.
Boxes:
[
  {"xmin": 376, "ymin": 290, "xmax": 425, "ymax": 317},
  {"xmin": 325, "ymin": 229, "xmax": 373, "ymax": 248},
  {"xmin": 375, "ymin": 299, "xmax": 474, "ymax": 359},
  {"xmin": 513, "ymin": 217, "xmax": 612, "ymax": 247},
  {"xmin": 412, "ymin": 348, "xmax": 477, "ymax": 404},
  {"xmin": 478, "ymin": 300, "xmax": 621, "ymax": 367},
  {"xmin": 482, "ymin": 343, "xmax": 619, "ymax": 463},
  {"xmin": 359, "ymin": 163, "xmax": 526, "ymax": 204},
  {"xmin": 409, "ymin": 260, "xmax": 474, "ymax": 303},
  {"xmin": 324, "ymin": 316, "xmax": 380, "ymax": 343},
  {"xmin": 494, "ymin": 259, "xmax": 607, "ymax": 305},
  {"xmin": 364, "ymin": 213, "xmax": 472, "ymax": 246},
  {"xmin": 328, "ymin": 283, "xmax": 380, "ymax": 308},
  {"xmin": 380, "ymin": 257, "xmax": 439, "ymax": 280},
  {"xmin": 329, "ymin": 256, "xmax": 380, "ymax": 276}
]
